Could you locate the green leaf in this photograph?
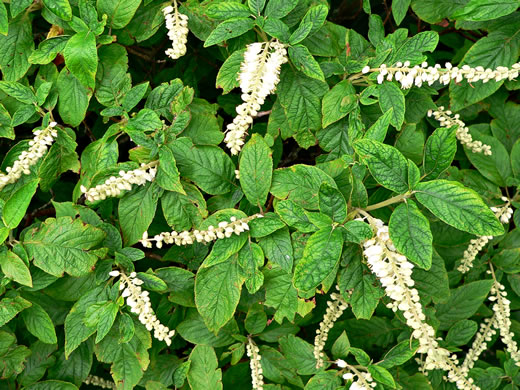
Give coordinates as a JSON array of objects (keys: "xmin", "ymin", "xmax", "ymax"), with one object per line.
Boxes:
[
  {"xmin": 97, "ymin": 0, "xmax": 142, "ymax": 29},
  {"xmin": 319, "ymin": 183, "xmax": 347, "ymax": 223},
  {"xmin": 288, "ymin": 45, "xmax": 324, "ymax": 81},
  {"xmin": 122, "ymin": 82, "xmax": 149, "ymax": 112},
  {"xmin": 342, "ymin": 220, "xmax": 373, "ymax": 244},
  {"xmin": 289, "ymin": 22, "xmax": 313, "ymax": 45},
  {"xmin": 389, "ymin": 200, "xmax": 433, "ymax": 269},
  {"xmin": 161, "ymin": 183, "xmax": 207, "ymax": 231},
  {"xmin": 263, "ymin": 18, "xmax": 290, "ymax": 42},
  {"xmin": 392, "ymin": 0, "xmax": 411, "ymax": 25},
  {"xmin": 204, "ymin": 17, "xmax": 255, "ymax": 47},
  {"xmin": 264, "ymin": 0, "xmax": 298, "ymax": 19},
  {"xmin": 0, "ymin": 251, "xmax": 32, "ymax": 287},
  {"xmin": 423, "ymin": 127, "xmax": 457, "ymax": 180},
  {"xmin": 446, "ymin": 320, "xmax": 478, "ymax": 346},
  {"xmin": 0, "ymin": 295, "xmax": 31, "ymax": 327},
  {"xmin": 0, "ymin": 15, "xmax": 34, "ymax": 81},
  {"xmin": 248, "ymin": 212, "xmax": 285, "ymax": 238},
  {"xmin": 354, "ymin": 139, "xmax": 409, "ymax": 193},
  {"xmin": 112, "ymin": 343, "xmax": 146, "ymax": 390},
  {"xmin": 43, "ymin": 0, "xmax": 72, "ymax": 20},
  {"xmin": 350, "ymin": 274, "xmax": 383, "ymax": 320},
  {"xmin": 57, "ymin": 69, "xmax": 91, "ymax": 127},
  {"xmin": 321, "ymin": 80, "xmax": 357, "ymax": 128},
  {"xmin": 391, "ymin": 31, "xmax": 439, "ymax": 64},
  {"xmin": 248, "ymin": 0, "xmax": 266, "ymax": 15},
  {"xmin": 451, "ymin": 0, "xmax": 519, "ymax": 21},
  {"xmin": 216, "ymin": 49, "xmax": 245, "ymax": 94},
  {"xmin": 414, "ymin": 180, "xmax": 504, "ymax": 236},
  {"xmin": 380, "ymin": 340, "xmax": 419, "ymax": 369},
  {"xmin": 279, "ymin": 335, "xmax": 317, "ymax": 375},
  {"xmin": 239, "ymin": 134, "xmax": 273, "ymax": 206},
  {"xmin": 464, "ymin": 130, "xmax": 512, "ymax": 187},
  {"xmin": 24, "ymin": 217, "xmax": 105, "ymax": 277},
  {"xmin": 207, "ymin": 3, "xmax": 251, "ymax": 19},
  {"xmin": 2, "ymin": 179, "xmax": 38, "ymax": 228},
  {"xmin": 365, "ymin": 108, "xmax": 393, "ymax": 142},
  {"xmin": 293, "ymin": 226, "xmax": 343, "ymax": 291},
  {"xmin": 0, "ymin": 81, "xmax": 36, "ymax": 104},
  {"xmin": 0, "ymin": 2, "xmax": 7, "ymax": 35},
  {"xmin": 300, "ymin": 4, "xmax": 329, "ymax": 37},
  {"xmin": 413, "ymin": 250, "xmax": 450, "ymax": 303},
  {"xmin": 187, "ymin": 345, "xmax": 223, "ymax": 390},
  {"xmin": 378, "ymin": 82, "xmax": 405, "ymax": 129},
  {"xmin": 258, "ymin": 227, "xmax": 293, "ymax": 272},
  {"xmin": 274, "ymin": 199, "xmax": 317, "ymax": 233},
  {"xmin": 119, "ymin": 182, "xmax": 162, "ymax": 246},
  {"xmin": 263, "ymin": 267, "xmax": 298, "ymax": 323},
  {"xmin": 410, "ymin": 0, "xmax": 467, "ymax": 23},
  {"xmin": 331, "ymin": 331, "xmax": 350, "ymax": 359},
  {"xmin": 271, "ymin": 164, "xmax": 337, "ymax": 210},
  {"xmin": 157, "ymin": 145, "xmax": 184, "ymax": 193},
  {"xmin": 21, "ymin": 303, "xmax": 57, "ymax": 344},
  {"xmin": 278, "ymin": 68, "xmax": 328, "ymax": 134},
  {"xmin": 171, "ymin": 138, "xmax": 235, "ymax": 195},
  {"xmin": 195, "ymin": 256, "xmax": 244, "ymax": 333},
  {"xmin": 25, "ymin": 381, "xmax": 78, "ymax": 390},
  {"xmin": 368, "ymin": 365, "xmax": 396, "ymax": 388},
  {"xmin": 63, "ymin": 30, "xmax": 97, "ymax": 88},
  {"xmin": 203, "ymin": 233, "xmax": 248, "ymax": 268},
  {"xmin": 304, "ymin": 371, "xmax": 342, "ymax": 389},
  {"xmin": 436, "ymin": 280, "xmax": 494, "ymax": 330}
]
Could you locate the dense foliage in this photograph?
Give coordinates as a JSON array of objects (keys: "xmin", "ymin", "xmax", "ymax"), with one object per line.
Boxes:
[{"xmin": 2, "ymin": 0, "xmax": 520, "ymax": 389}]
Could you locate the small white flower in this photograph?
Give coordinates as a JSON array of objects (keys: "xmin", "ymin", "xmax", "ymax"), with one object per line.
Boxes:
[{"xmin": 247, "ymin": 338, "xmax": 264, "ymax": 390}]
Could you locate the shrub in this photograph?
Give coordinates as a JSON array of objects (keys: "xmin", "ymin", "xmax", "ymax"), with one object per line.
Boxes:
[{"xmin": 1, "ymin": 1, "xmax": 520, "ymax": 389}]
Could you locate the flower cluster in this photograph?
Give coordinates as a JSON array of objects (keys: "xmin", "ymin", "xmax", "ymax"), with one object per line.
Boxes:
[
  {"xmin": 80, "ymin": 162, "xmax": 158, "ymax": 202},
  {"xmin": 84, "ymin": 375, "xmax": 115, "ymax": 389},
  {"xmin": 363, "ymin": 61, "xmax": 520, "ymax": 89},
  {"xmin": 314, "ymin": 287, "xmax": 349, "ymax": 369},
  {"xmin": 458, "ymin": 199, "xmax": 513, "ymax": 273},
  {"xmin": 225, "ymin": 41, "xmax": 287, "ymax": 155},
  {"xmin": 140, "ymin": 213, "xmax": 262, "ymax": 248},
  {"xmin": 0, "ymin": 121, "xmax": 58, "ymax": 190},
  {"xmin": 163, "ymin": 2, "xmax": 189, "ymax": 59},
  {"xmin": 246, "ymin": 338, "xmax": 264, "ymax": 390},
  {"xmin": 428, "ymin": 107, "xmax": 492, "ymax": 155},
  {"xmin": 461, "ymin": 316, "xmax": 496, "ymax": 374},
  {"xmin": 362, "ymin": 216, "xmax": 478, "ymax": 390},
  {"xmin": 110, "ymin": 270, "xmax": 175, "ymax": 346},
  {"xmin": 336, "ymin": 359, "xmax": 376, "ymax": 389},
  {"xmin": 489, "ymin": 278, "xmax": 520, "ymax": 366}
]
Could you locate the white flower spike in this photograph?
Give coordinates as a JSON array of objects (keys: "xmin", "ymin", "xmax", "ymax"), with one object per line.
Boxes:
[
  {"xmin": 0, "ymin": 121, "xmax": 58, "ymax": 190},
  {"xmin": 428, "ymin": 106, "xmax": 492, "ymax": 155},
  {"xmin": 163, "ymin": 1, "xmax": 189, "ymax": 59},
  {"xmin": 112, "ymin": 270, "xmax": 175, "ymax": 346},
  {"xmin": 362, "ymin": 214, "xmax": 479, "ymax": 390},
  {"xmin": 140, "ymin": 213, "xmax": 262, "ymax": 248},
  {"xmin": 225, "ymin": 41, "xmax": 288, "ymax": 155},
  {"xmin": 366, "ymin": 61, "xmax": 520, "ymax": 89},
  {"xmin": 80, "ymin": 161, "xmax": 158, "ymax": 202}
]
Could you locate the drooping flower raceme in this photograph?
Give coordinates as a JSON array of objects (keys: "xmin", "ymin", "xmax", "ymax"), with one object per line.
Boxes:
[
  {"xmin": 225, "ymin": 41, "xmax": 288, "ymax": 155},
  {"xmin": 335, "ymin": 359, "xmax": 376, "ymax": 389},
  {"xmin": 84, "ymin": 375, "xmax": 115, "ymax": 389},
  {"xmin": 110, "ymin": 270, "xmax": 175, "ymax": 346},
  {"xmin": 363, "ymin": 61, "xmax": 520, "ymax": 89},
  {"xmin": 489, "ymin": 278, "xmax": 520, "ymax": 366},
  {"xmin": 362, "ymin": 216, "xmax": 478, "ymax": 390},
  {"xmin": 314, "ymin": 288, "xmax": 349, "ymax": 369},
  {"xmin": 461, "ymin": 315, "xmax": 497, "ymax": 374},
  {"xmin": 140, "ymin": 213, "xmax": 262, "ymax": 248},
  {"xmin": 0, "ymin": 121, "xmax": 58, "ymax": 190},
  {"xmin": 80, "ymin": 161, "xmax": 158, "ymax": 202},
  {"xmin": 428, "ymin": 106, "xmax": 492, "ymax": 155},
  {"xmin": 246, "ymin": 337, "xmax": 264, "ymax": 390},
  {"xmin": 458, "ymin": 199, "xmax": 512, "ymax": 273},
  {"xmin": 163, "ymin": 2, "xmax": 189, "ymax": 59}
]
